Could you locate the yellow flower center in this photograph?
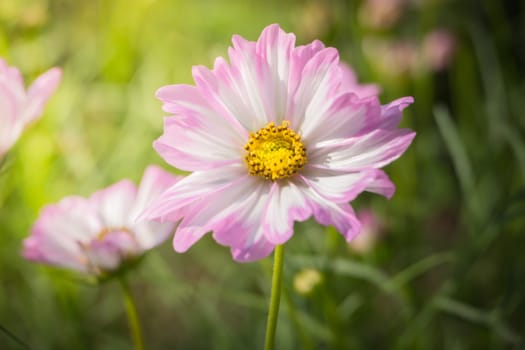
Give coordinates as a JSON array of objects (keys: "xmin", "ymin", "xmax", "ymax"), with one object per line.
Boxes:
[
  {"xmin": 244, "ymin": 121, "xmax": 307, "ymax": 180},
  {"xmin": 96, "ymin": 227, "xmax": 133, "ymax": 241}
]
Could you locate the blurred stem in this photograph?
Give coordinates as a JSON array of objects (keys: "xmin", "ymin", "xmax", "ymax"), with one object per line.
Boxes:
[
  {"xmin": 119, "ymin": 276, "xmax": 145, "ymax": 350},
  {"xmin": 283, "ymin": 286, "xmax": 314, "ymax": 350},
  {"xmin": 0, "ymin": 324, "xmax": 30, "ymax": 350},
  {"xmin": 264, "ymin": 244, "xmax": 284, "ymax": 350}
]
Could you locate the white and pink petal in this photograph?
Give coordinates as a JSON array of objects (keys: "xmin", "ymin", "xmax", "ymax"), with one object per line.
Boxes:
[
  {"xmin": 262, "ymin": 180, "xmax": 313, "ymax": 245},
  {"xmin": 23, "ymin": 235, "xmax": 88, "ymax": 272},
  {"xmin": 365, "ymin": 169, "xmax": 396, "ymax": 199},
  {"xmin": 193, "ymin": 59, "xmax": 270, "ymax": 131},
  {"xmin": 22, "ymin": 67, "xmax": 62, "ymax": 124},
  {"xmin": 309, "ymin": 128, "xmax": 416, "ymax": 171},
  {"xmin": 302, "ymin": 93, "xmax": 382, "ymax": 146},
  {"xmin": 153, "ymin": 115, "xmax": 242, "ymax": 171},
  {"xmin": 307, "ymin": 190, "xmax": 362, "ymax": 242},
  {"xmin": 288, "ymin": 47, "xmax": 341, "ymax": 131},
  {"xmin": 287, "ymin": 40, "xmax": 325, "ymax": 98},
  {"xmin": 143, "ymin": 165, "xmax": 248, "ymax": 222},
  {"xmin": 231, "ymin": 233, "xmax": 275, "ymax": 262},
  {"xmin": 156, "ymin": 83, "xmax": 247, "ymax": 141},
  {"xmin": 254, "ymin": 23, "xmax": 295, "ymax": 123},
  {"xmin": 89, "ymin": 180, "xmax": 137, "ymax": 229},
  {"xmin": 174, "ymin": 176, "xmax": 268, "ymax": 253},
  {"xmin": 0, "ymin": 81, "xmax": 22, "ymax": 155},
  {"xmin": 379, "ymin": 96, "xmax": 414, "ymax": 129},
  {"xmin": 130, "ymin": 165, "xmax": 182, "ymax": 249},
  {"xmin": 23, "ymin": 197, "xmax": 103, "ymax": 272},
  {"xmin": 300, "ymin": 167, "xmax": 377, "ymax": 203}
]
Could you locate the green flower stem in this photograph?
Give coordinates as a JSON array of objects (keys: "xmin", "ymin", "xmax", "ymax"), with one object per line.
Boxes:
[
  {"xmin": 264, "ymin": 244, "xmax": 285, "ymax": 350},
  {"xmin": 119, "ymin": 277, "xmax": 145, "ymax": 350},
  {"xmin": 0, "ymin": 324, "xmax": 30, "ymax": 349}
]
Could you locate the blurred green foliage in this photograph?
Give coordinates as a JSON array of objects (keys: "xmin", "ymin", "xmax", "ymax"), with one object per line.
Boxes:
[{"xmin": 1, "ymin": 0, "xmax": 524, "ymax": 349}]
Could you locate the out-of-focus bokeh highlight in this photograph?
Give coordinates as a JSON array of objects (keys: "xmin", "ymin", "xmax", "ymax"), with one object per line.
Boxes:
[{"xmin": 1, "ymin": 0, "xmax": 524, "ymax": 349}]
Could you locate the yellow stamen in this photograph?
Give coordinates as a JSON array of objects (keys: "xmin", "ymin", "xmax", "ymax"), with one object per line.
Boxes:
[
  {"xmin": 244, "ymin": 121, "xmax": 307, "ymax": 180},
  {"xmin": 96, "ymin": 227, "xmax": 132, "ymax": 240}
]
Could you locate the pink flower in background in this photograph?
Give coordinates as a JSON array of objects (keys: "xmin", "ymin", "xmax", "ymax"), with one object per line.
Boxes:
[
  {"xmin": 23, "ymin": 166, "xmax": 181, "ymax": 276},
  {"xmin": 349, "ymin": 209, "xmax": 384, "ymax": 253},
  {"xmin": 362, "ymin": 38, "xmax": 420, "ymax": 77},
  {"xmin": 422, "ymin": 29, "xmax": 456, "ymax": 71},
  {"xmin": 145, "ymin": 24, "xmax": 415, "ymax": 262},
  {"xmin": 358, "ymin": 0, "xmax": 406, "ymax": 29},
  {"xmin": 0, "ymin": 59, "xmax": 62, "ymax": 157}
]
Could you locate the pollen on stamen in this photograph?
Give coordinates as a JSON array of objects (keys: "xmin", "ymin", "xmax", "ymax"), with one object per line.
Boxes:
[
  {"xmin": 244, "ymin": 121, "xmax": 307, "ymax": 181},
  {"xmin": 96, "ymin": 227, "xmax": 133, "ymax": 240}
]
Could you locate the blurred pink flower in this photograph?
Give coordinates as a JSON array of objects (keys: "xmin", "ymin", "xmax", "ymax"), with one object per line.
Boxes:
[
  {"xmin": 422, "ymin": 29, "xmax": 456, "ymax": 71},
  {"xmin": 0, "ymin": 59, "xmax": 62, "ymax": 157},
  {"xmin": 144, "ymin": 24, "xmax": 415, "ymax": 262},
  {"xmin": 349, "ymin": 209, "xmax": 384, "ymax": 253},
  {"xmin": 363, "ymin": 38, "xmax": 420, "ymax": 77},
  {"xmin": 294, "ymin": 1, "xmax": 333, "ymax": 41},
  {"xmin": 359, "ymin": 0, "xmax": 406, "ymax": 29},
  {"xmin": 23, "ymin": 166, "xmax": 181, "ymax": 276}
]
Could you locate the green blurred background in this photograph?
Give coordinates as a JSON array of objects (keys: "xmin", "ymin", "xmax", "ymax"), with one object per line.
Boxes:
[{"xmin": 1, "ymin": 0, "xmax": 524, "ymax": 349}]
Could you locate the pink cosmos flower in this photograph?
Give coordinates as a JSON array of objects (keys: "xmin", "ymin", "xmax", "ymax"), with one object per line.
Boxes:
[
  {"xmin": 23, "ymin": 166, "xmax": 181, "ymax": 276},
  {"xmin": 422, "ymin": 29, "xmax": 456, "ymax": 71},
  {"xmin": 145, "ymin": 24, "xmax": 415, "ymax": 262},
  {"xmin": 358, "ymin": 0, "xmax": 406, "ymax": 29},
  {"xmin": 0, "ymin": 58, "xmax": 62, "ymax": 158},
  {"xmin": 349, "ymin": 209, "xmax": 384, "ymax": 253},
  {"xmin": 362, "ymin": 38, "xmax": 420, "ymax": 77}
]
